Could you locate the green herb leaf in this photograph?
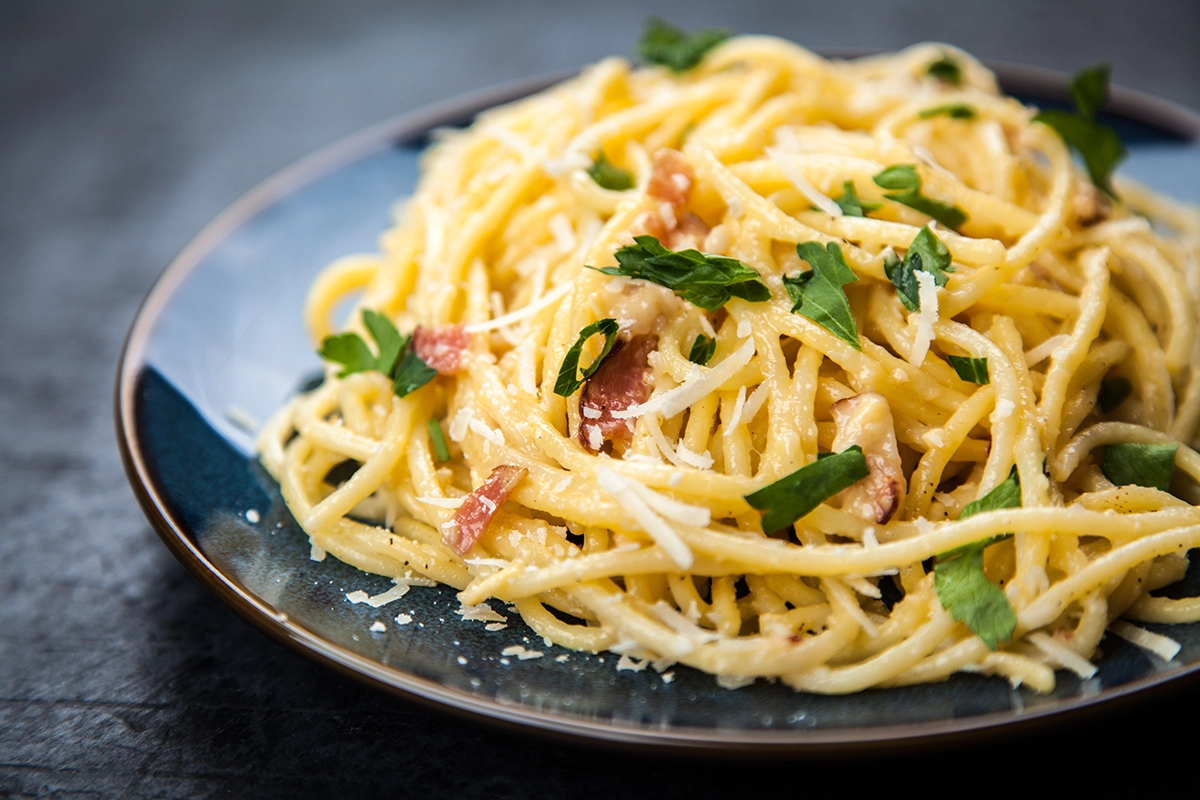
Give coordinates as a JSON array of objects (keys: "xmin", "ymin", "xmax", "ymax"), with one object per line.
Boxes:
[
  {"xmin": 932, "ymin": 467, "xmax": 1021, "ymax": 649},
  {"xmin": 1097, "ymin": 376, "xmax": 1132, "ymax": 413},
  {"xmin": 784, "ymin": 241, "xmax": 861, "ymax": 350},
  {"xmin": 592, "ymin": 235, "xmax": 771, "ymax": 311},
  {"xmin": 745, "ymin": 445, "xmax": 871, "ymax": 532},
  {"xmin": 392, "ymin": 350, "xmax": 438, "ymax": 397},
  {"xmin": 1101, "ymin": 442, "xmax": 1178, "ymax": 492},
  {"xmin": 362, "ymin": 309, "xmax": 405, "ymax": 375},
  {"xmin": 926, "ymin": 54, "xmax": 963, "ymax": 85},
  {"xmin": 1032, "ymin": 65, "xmax": 1126, "ymax": 196},
  {"xmin": 883, "ymin": 225, "xmax": 954, "ymax": 312},
  {"xmin": 587, "ymin": 151, "xmax": 634, "ymax": 191},
  {"xmin": 1071, "ymin": 64, "xmax": 1111, "ymax": 120},
  {"xmin": 958, "ymin": 466, "xmax": 1021, "ymax": 521},
  {"xmin": 834, "ymin": 180, "xmax": 881, "ymax": 217},
  {"xmin": 317, "ymin": 310, "xmax": 437, "ymax": 398},
  {"xmin": 554, "ymin": 318, "xmax": 620, "ymax": 397},
  {"xmin": 947, "ymin": 355, "xmax": 990, "ymax": 385},
  {"xmin": 688, "ymin": 333, "xmax": 716, "ymax": 366},
  {"xmin": 934, "ymin": 542, "xmax": 1016, "ymax": 649},
  {"xmin": 637, "ymin": 18, "xmax": 731, "ymax": 74},
  {"xmin": 427, "ymin": 419, "xmax": 450, "ymax": 462},
  {"xmin": 873, "ymin": 164, "xmax": 968, "ymax": 229},
  {"xmin": 918, "ymin": 103, "xmax": 976, "ymax": 120},
  {"xmin": 319, "ymin": 332, "xmax": 378, "ymax": 378}
]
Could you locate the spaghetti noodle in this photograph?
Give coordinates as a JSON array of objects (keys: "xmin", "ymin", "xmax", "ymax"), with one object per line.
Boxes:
[{"xmin": 257, "ymin": 34, "xmax": 1200, "ymax": 693}]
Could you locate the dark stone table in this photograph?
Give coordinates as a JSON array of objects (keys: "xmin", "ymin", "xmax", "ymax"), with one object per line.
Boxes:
[{"xmin": 3, "ymin": 1, "xmax": 1199, "ymax": 796}]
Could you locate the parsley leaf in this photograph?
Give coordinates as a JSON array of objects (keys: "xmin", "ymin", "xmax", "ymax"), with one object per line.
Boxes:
[
  {"xmin": 554, "ymin": 318, "xmax": 620, "ymax": 397},
  {"xmin": 1097, "ymin": 376, "xmax": 1132, "ymax": 413},
  {"xmin": 873, "ymin": 164, "xmax": 968, "ymax": 229},
  {"xmin": 933, "ymin": 467, "xmax": 1021, "ymax": 650},
  {"xmin": 427, "ymin": 419, "xmax": 450, "ymax": 462},
  {"xmin": 1101, "ymin": 442, "xmax": 1178, "ymax": 492},
  {"xmin": 883, "ymin": 225, "xmax": 954, "ymax": 312},
  {"xmin": 958, "ymin": 466, "xmax": 1021, "ymax": 521},
  {"xmin": 587, "ymin": 151, "xmax": 634, "ymax": 191},
  {"xmin": 688, "ymin": 333, "xmax": 716, "ymax": 366},
  {"xmin": 784, "ymin": 241, "xmax": 861, "ymax": 350},
  {"xmin": 744, "ymin": 445, "xmax": 871, "ymax": 532},
  {"xmin": 918, "ymin": 103, "xmax": 976, "ymax": 120},
  {"xmin": 392, "ymin": 350, "xmax": 438, "ymax": 397},
  {"xmin": 317, "ymin": 310, "xmax": 437, "ymax": 397},
  {"xmin": 948, "ymin": 355, "xmax": 990, "ymax": 385},
  {"xmin": 834, "ymin": 180, "xmax": 881, "ymax": 217},
  {"xmin": 319, "ymin": 333, "xmax": 377, "ymax": 378},
  {"xmin": 638, "ymin": 18, "xmax": 731, "ymax": 74},
  {"xmin": 926, "ymin": 54, "xmax": 963, "ymax": 85},
  {"xmin": 592, "ymin": 235, "xmax": 771, "ymax": 311},
  {"xmin": 1032, "ymin": 64, "xmax": 1127, "ymax": 196},
  {"xmin": 934, "ymin": 543, "xmax": 1016, "ymax": 649}
]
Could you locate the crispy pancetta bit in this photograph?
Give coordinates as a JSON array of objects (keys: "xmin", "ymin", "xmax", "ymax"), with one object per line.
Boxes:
[
  {"xmin": 830, "ymin": 392, "xmax": 906, "ymax": 524},
  {"xmin": 445, "ymin": 465, "xmax": 528, "ymax": 554},
  {"xmin": 579, "ymin": 334, "xmax": 657, "ymax": 453}
]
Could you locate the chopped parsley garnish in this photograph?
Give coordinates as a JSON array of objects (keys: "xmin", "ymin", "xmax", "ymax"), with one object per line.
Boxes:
[
  {"xmin": 947, "ymin": 355, "xmax": 990, "ymax": 385},
  {"xmin": 1101, "ymin": 442, "xmax": 1178, "ymax": 492},
  {"xmin": 883, "ymin": 225, "xmax": 955, "ymax": 312},
  {"xmin": 926, "ymin": 54, "xmax": 963, "ymax": 85},
  {"xmin": 784, "ymin": 241, "xmax": 861, "ymax": 350},
  {"xmin": 1032, "ymin": 64, "xmax": 1127, "ymax": 196},
  {"xmin": 834, "ymin": 180, "xmax": 881, "ymax": 217},
  {"xmin": 873, "ymin": 164, "xmax": 968, "ymax": 229},
  {"xmin": 587, "ymin": 151, "xmax": 634, "ymax": 191},
  {"xmin": 744, "ymin": 446, "xmax": 871, "ymax": 533},
  {"xmin": 553, "ymin": 318, "xmax": 620, "ymax": 397},
  {"xmin": 591, "ymin": 235, "xmax": 771, "ymax": 311},
  {"xmin": 427, "ymin": 419, "xmax": 451, "ymax": 462},
  {"xmin": 934, "ymin": 467, "xmax": 1021, "ymax": 650},
  {"xmin": 637, "ymin": 18, "xmax": 731, "ymax": 74},
  {"xmin": 1097, "ymin": 376, "xmax": 1132, "ymax": 413},
  {"xmin": 688, "ymin": 333, "xmax": 716, "ymax": 366},
  {"xmin": 318, "ymin": 310, "xmax": 437, "ymax": 398},
  {"xmin": 918, "ymin": 103, "xmax": 976, "ymax": 120}
]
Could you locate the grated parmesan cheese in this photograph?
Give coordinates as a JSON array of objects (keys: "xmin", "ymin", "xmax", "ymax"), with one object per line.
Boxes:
[
  {"xmin": 766, "ymin": 147, "xmax": 842, "ymax": 217},
  {"xmin": 456, "ymin": 602, "xmax": 507, "ymax": 623},
  {"xmin": 612, "ymin": 337, "xmax": 755, "ymax": 421},
  {"xmin": 463, "ymin": 281, "xmax": 571, "ymax": 333},
  {"xmin": 468, "ymin": 418, "xmax": 505, "ymax": 446},
  {"xmin": 369, "ymin": 621, "xmax": 386, "ymax": 633},
  {"xmin": 737, "ymin": 319, "xmax": 752, "ymax": 338},
  {"xmin": 310, "ymin": 543, "xmax": 326, "ymax": 562},
  {"xmin": 394, "ymin": 613, "xmax": 413, "ymax": 625},
  {"xmin": 616, "ymin": 654, "xmax": 649, "ymax": 672},
  {"xmin": 993, "ymin": 399, "xmax": 1015, "ymax": 420},
  {"xmin": 726, "ymin": 385, "xmax": 748, "ymax": 430},
  {"xmin": 596, "ymin": 466, "xmax": 695, "ymax": 569},
  {"xmin": 1028, "ymin": 632, "xmax": 1098, "ymax": 679},
  {"xmin": 548, "ymin": 212, "xmax": 576, "ymax": 252},
  {"xmin": 502, "ymin": 645, "xmax": 544, "ymax": 660},
  {"xmin": 245, "ymin": 508, "xmax": 260, "ymax": 524},
  {"xmin": 1108, "ymin": 619, "xmax": 1181, "ymax": 662},
  {"xmin": 448, "ymin": 407, "xmax": 473, "ymax": 442},
  {"xmin": 485, "ymin": 622, "xmax": 507, "ymax": 632},
  {"xmin": 909, "ymin": 270, "xmax": 937, "ymax": 366}
]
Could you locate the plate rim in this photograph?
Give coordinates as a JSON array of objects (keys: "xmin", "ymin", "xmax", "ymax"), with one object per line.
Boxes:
[{"xmin": 115, "ymin": 59, "xmax": 1200, "ymax": 753}]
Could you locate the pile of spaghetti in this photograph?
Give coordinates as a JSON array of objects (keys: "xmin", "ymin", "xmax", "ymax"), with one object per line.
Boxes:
[{"xmin": 258, "ymin": 28, "xmax": 1200, "ymax": 693}]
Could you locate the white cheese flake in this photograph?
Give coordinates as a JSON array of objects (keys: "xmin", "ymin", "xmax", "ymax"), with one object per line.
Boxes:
[
  {"xmin": 245, "ymin": 509, "xmax": 260, "ymax": 524},
  {"xmin": 501, "ymin": 645, "xmax": 544, "ymax": 660},
  {"xmin": 485, "ymin": 622, "xmax": 508, "ymax": 632},
  {"xmin": 1028, "ymin": 632, "xmax": 1098, "ymax": 679},
  {"xmin": 766, "ymin": 147, "xmax": 842, "ymax": 217},
  {"xmin": 369, "ymin": 621, "xmax": 386, "ymax": 633},
  {"xmin": 468, "ymin": 418, "xmax": 505, "ymax": 446},
  {"xmin": 1108, "ymin": 619, "xmax": 1181, "ymax": 662},
  {"xmin": 463, "ymin": 281, "xmax": 571, "ymax": 333},
  {"xmin": 737, "ymin": 319, "xmax": 752, "ymax": 338},
  {"xmin": 616, "ymin": 654, "xmax": 649, "ymax": 672},
  {"xmin": 456, "ymin": 602, "xmax": 507, "ymax": 623},
  {"xmin": 612, "ymin": 337, "xmax": 755, "ymax": 421},
  {"xmin": 716, "ymin": 674, "xmax": 755, "ymax": 690},
  {"xmin": 394, "ymin": 613, "xmax": 413, "ymax": 625},
  {"xmin": 596, "ymin": 466, "xmax": 695, "ymax": 569},
  {"xmin": 994, "ymin": 399, "xmax": 1016, "ymax": 420},
  {"xmin": 910, "ymin": 270, "xmax": 937, "ymax": 366},
  {"xmin": 310, "ymin": 543, "xmax": 326, "ymax": 562}
]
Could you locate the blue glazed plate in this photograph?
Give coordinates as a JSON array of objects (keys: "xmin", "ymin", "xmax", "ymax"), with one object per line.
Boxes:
[{"xmin": 116, "ymin": 65, "xmax": 1200, "ymax": 752}]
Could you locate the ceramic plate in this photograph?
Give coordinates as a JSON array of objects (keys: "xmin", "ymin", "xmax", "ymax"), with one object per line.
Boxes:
[{"xmin": 116, "ymin": 63, "xmax": 1200, "ymax": 752}]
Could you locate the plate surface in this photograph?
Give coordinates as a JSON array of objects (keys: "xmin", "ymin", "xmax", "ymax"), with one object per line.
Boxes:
[{"xmin": 117, "ymin": 65, "xmax": 1200, "ymax": 751}]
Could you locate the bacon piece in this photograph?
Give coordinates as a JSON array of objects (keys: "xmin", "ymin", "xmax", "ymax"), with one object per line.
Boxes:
[
  {"xmin": 830, "ymin": 392, "xmax": 906, "ymax": 524},
  {"xmin": 445, "ymin": 465, "xmax": 528, "ymax": 554},
  {"xmin": 579, "ymin": 334, "xmax": 658, "ymax": 452},
  {"xmin": 412, "ymin": 324, "xmax": 468, "ymax": 374},
  {"xmin": 647, "ymin": 149, "xmax": 695, "ymax": 208},
  {"xmin": 667, "ymin": 212, "xmax": 711, "ymax": 251}
]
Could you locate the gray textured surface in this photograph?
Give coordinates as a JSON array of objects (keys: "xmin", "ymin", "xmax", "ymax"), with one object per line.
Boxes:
[{"xmin": 2, "ymin": 1, "xmax": 1200, "ymax": 797}]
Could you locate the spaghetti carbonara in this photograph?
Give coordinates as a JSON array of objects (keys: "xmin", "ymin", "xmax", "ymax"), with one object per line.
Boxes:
[{"xmin": 258, "ymin": 31, "xmax": 1200, "ymax": 694}]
